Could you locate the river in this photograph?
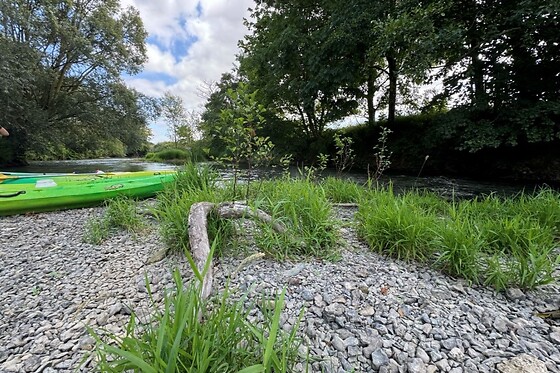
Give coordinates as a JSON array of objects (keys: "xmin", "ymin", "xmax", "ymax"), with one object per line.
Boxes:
[
  {"xmin": 2, "ymin": 158, "xmax": 177, "ymax": 173},
  {"xmin": 2, "ymin": 158, "xmax": 552, "ymax": 199}
]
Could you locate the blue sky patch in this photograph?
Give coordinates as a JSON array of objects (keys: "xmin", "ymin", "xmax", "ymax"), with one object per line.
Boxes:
[
  {"xmin": 171, "ymin": 34, "xmax": 199, "ymax": 58},
  {"xmin": 147, "ymin": 32, "xmax": 199, "ymax": 61},
  {"xmin": 196, "ymin": 2, "xmax": 203, "ymax": 17},
  {"xmin": 135, "ymin": 71, "xmax": 178, "ymax": 86}
]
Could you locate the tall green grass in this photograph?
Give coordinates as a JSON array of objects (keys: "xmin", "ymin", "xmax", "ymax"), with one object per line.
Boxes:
[
  {"xmin": 321, "ymin": 177, "xmax": 363, "ymax": 203},
  {"xmin": 356, "ymin": 188, "xmax": 439, "ymax": 262},
  {"xmin": 356, "ymin": 186, "xmax": 560, "ymax": 290},
  {"xmin": 250, "ymin": 178, "xmax": 340, "ymax": 260},
  {"xmin": 90, "ymin": 241, "xmax": 303, "ymax": 372},
  {"xmin": 154, "ymin": 163, "xmax": 234, "ymax": 254},
  {"xmin": 154, "ymin": 164, "xmax": 339, "ymax": 260}
]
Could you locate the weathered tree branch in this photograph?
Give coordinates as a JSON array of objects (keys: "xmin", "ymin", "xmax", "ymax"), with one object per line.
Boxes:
[
  {"xmin": 216, "ymin": 202, "xmax": 287, "ymax": 234},
  {"xmin": 188, "ymin": 202, "xmax": 216, "ymax": 301},
  {"xmin": 187, "ymin": 201, "xmax": 286, "ymax": 301}
]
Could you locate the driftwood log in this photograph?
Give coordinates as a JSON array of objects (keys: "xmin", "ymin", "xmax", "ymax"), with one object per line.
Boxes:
[{"xmin": 187, "ymin": 201, "xmax": 286, "ymax": 301}]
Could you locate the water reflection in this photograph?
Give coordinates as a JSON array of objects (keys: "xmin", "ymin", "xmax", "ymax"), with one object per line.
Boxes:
[
  {"xmin": 4, "ymin": 158, "xmax": 177, "ymax": 173},
  {"xmin": 3, "ymin": 158, "xmax": 554, "ymax": 199}
]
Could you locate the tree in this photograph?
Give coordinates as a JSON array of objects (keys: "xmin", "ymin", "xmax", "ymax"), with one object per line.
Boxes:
[
  {"xmin": 235, "ymin": 0, "xmax": 559, "ymax": 158},
  {"xmin": 322, "ymin": 0, "xmax": 386, "ymax": 127},
  {"xmin": 241, "ymin": 0, "xmax": 359, "ymax": 139},
  {"xmin": 199, "ymin": 72, "xmax": 242, "ymax": 157},
  {"xmin": 431, "ymin": 0, "xmax": 560, "ymax": 151},
  {"xmin": 160, "ymin": 92, "xmax": 194, "ymax": 148},
  {"xmin": 240, "ymin": 0, "xmax": 446, "ymax": 133},
  {"xmin": 363, "ymin": 0, "xmax": 448, "ymax": 126},
  {"xmin": 0, "ymin": 0, "xmax": 149, "ymax": 163},
  {"xmin": 217, "ymin": 82, "xmax": 274, "ymax": 197}
]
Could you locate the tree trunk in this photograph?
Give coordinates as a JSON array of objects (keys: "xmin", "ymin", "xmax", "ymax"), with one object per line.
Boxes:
[
  {"xmin": 509, "ymin": 29, "xmax": 535, "ymax": 104},
  {"xmin": 466, "ymin": 16, "xmax": 488, "ymax": 110},
  {"xmin": 470, "ymin": 51, "xmax": 487, "ymax": 109},
  {"xmin": 367, "ymin": 70, "xmax": 377, "ymax": 127},
  {"xmin": 387, "ymin": 54, "xmax": 397, "ymax": 126}
]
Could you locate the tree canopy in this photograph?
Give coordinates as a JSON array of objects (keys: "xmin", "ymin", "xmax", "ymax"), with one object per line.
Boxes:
[
  {"xmin": 199, "ymin": 0, "xmax": 559, "ymax": 155},
  {"xmin": 160, "ymin": 92, "xmax": 197, "ymax": 148},
  {"xmin": 0, "ymin": 0, "xmax": 150, "ymax": 163}
]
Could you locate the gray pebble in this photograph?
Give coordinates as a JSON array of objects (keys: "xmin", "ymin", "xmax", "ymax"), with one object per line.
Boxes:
[
  {"xmin": 407, "ymin": 357, "xmax": 426, "ymax": 373},
  {"xmin": 1, "ymin": 206, "xmax": 559, "ymax": 373},
  {"xmin": 371, "ymin": 348, "xmax": 390, "ymax": 369}
]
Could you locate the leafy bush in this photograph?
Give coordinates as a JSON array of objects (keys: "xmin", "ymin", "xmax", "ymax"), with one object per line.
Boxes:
[{"xmin": 147, "ymin": 148, "xmax": 190, "ymax": 162}]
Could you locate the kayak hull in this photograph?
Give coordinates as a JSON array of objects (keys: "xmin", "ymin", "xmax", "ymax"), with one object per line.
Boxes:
[
  {"xmin": 0, "ymin": 170, "xmax": 176, "ymax": 185},
  {"xmin": 0, "ymin": 173, "xmax": 176, "ymax": 216}
]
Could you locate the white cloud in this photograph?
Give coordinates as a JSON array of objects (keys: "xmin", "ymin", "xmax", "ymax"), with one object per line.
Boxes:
[
  {"xmin": 144, "ymin": 44, "xmax": 177, "ymax": 76},
  {"xmin": 124, "ymin": 78, "xmax": 169, "ymax": 98},
  {"xmin": 120, "ymin": 0, "xmax": 255, "ymax": 142}
]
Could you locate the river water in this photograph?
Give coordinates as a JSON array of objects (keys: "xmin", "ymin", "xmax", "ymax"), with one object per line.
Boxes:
[
  {"xmin": 3, "ymin": 158, "xmax": 177, "ymax": 173},
  {"xmin": 2, "ymin": 158, "xmax": 552, "ymax": 199}
]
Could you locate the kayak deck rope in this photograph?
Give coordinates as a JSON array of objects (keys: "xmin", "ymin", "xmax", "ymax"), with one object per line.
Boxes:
[{"xmin": 0, "ymin": 190, "xmax": 26, "ymax": 198}]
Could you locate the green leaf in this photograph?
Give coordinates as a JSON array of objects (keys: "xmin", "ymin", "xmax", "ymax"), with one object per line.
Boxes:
[{"xmin": 238, "ymin": 365, "xmax": 265, "ymax": 373}]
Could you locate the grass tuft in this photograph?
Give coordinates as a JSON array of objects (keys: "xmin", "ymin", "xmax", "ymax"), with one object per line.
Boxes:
[
  {"xmin": 321, "ymin": 177, "xmax": 363, "ymax": 203},
  {"xmin": 83, "ymin": 196, "xmax": 145, "ymax": 244},
  {"xmin": 251, "ymin": 178, "xmax": 340, "ymax": 260},
  {"xmin": 89, "ymin": 272, "xmax": 303, "ymax": 371},
  {"xmin": 356, "ymin": 187, "xmax": 560, "ymax": 290},
  {"xmin": 154, "ymin": 163, "xmax": 235, "ymax": 255}
]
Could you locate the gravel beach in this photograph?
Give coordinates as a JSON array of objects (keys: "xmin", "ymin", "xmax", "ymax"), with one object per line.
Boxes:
[{"xmin": 1, "ymin": 205, "xmax": 559, "ymax": 372}]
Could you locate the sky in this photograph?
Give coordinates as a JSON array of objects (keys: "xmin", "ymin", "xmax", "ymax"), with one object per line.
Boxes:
[{"xmin": 120, "ymin": 0, "xmax": 254, "ymax": 143}]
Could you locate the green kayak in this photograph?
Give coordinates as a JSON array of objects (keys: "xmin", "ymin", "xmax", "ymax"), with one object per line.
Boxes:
[
  {"xmin": 0, "ymin": 172, "xmax": 176, "ymax": 216},
  {"xmin": 0, "ymin": 170, "xmax": 176, "ymax": 185}
]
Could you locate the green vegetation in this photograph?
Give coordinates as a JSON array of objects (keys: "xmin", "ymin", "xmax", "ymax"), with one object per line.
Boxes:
[
  {"xmin": 356, "ymin": 187, "xmax": 560, "ymax": 290},
  {"xmin": 145, "ymin": 149, "xmax": 191, "ymax": 163},
  {"xmin": 86, "ymin": 162, "xmax": 559, "ymax": 371},
  {"xmin": 321, "ymin": 177, "xmax": 362, "ymax": 204},
  {"xmin": 332, "ymin": 133, "xmax": 355, "ymax": 176},
  {"xmin": 236, "ymin": 0, "xmax": 559, "ymax": 144},
  {"xmin": 154, "ymin": 163, "xmax": 339, "ymax": 261},
  {"xmin": 214, "ymin": 82, "xmax": 275, "ymax": 197},
  {"xmin": 151, "ymin": 162, "xmax": 560, "ymax": 291},
  {"xmin": 91, "ymin": 271, "xmax": 303, "ymax": 372},
  {"xmin": 3, "ymin": 0, "xmax": 557, "ymax": 180},
  {"xmin": 155, "ymin": 164, "xmax": 233, "ymax": 255},
  {"xmin": 249, "ymin": 178, "xmax": 339, "ymax": 260},
  {"xmin": 0, "ymin": 0, "xmax": 152, "ymax": 164},
  {"xmin": 84, "ymin": 197, "xmax": 145, "ymax": 244},
  {"xmin": 194, "ymin": 0, "xmax": 559, "ymax": 178},
  {"xmin": 149, "ymin": 142, "xmax": 208, "ymax": 163},
  {"xmin": 88, "ymin": 165, "xmax": 308, "ymax": 371},
  {"xmin": 159, "ymin": 92, "xmax": 197, "ymax": 148}
]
